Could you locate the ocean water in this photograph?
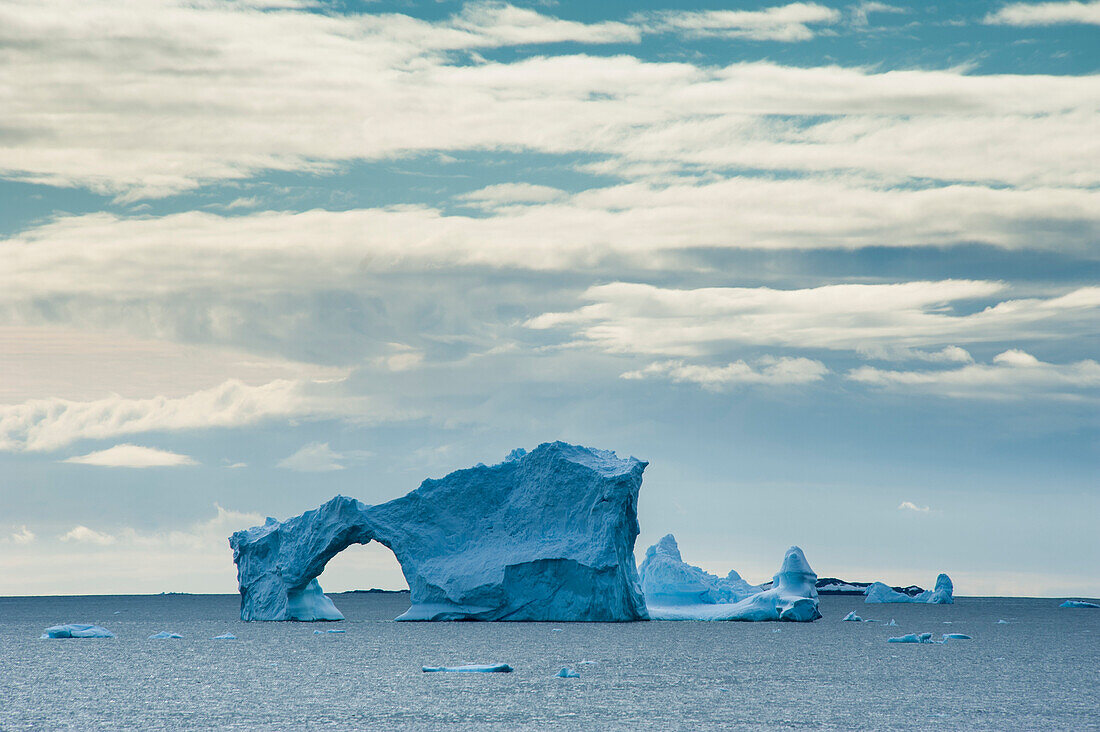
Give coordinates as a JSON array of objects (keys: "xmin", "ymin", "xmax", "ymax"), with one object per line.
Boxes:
[{"xmin": 1, "ymin": 594, "xmax": 1097, "ymax": 730}]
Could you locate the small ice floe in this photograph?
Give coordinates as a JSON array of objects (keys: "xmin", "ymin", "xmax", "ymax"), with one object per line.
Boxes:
[
  {"xmin": 942, "ymin": 633, "xmax": 972, "ymax": 640},
  {"xmin": 885, "ymin": 619, "xmax": 897, "ymax": 627},
  {"xmin": 887, "ymin": 632, "xmax": 934, "ymax": 644},
  {"xmin": 113, "ymin": 611, "xmax": 122, "ymax": 615},
  {"xmin": 212, "ymin": 633, "xmax": 237, "ymax": 640},
  {"xmin": 772, "ymin": 628, "xmax": 782, "ymax": 633},
  {"xmin": 422, "ymin": 663, "xmax": 513, "ymax": 673},
  {"xmin": 996, "ymin": 619, "xmax": 1009, "ymax": 624},
  {"xmin": 148, "ymin": 631, "xmax": 183, "ymax": 639},
  {"xmin": 313, "ymin": 629, "xmax": 345, "ymax": 634},
  {"xmin": 556, "ymin": 667, "xmax": 580, "ymax": 678},
  {"xmin": 551, "ymin": 628, "xmax": 563, "ymax": 632},
  {"xmin": 1060, "ymin": 600, "xmax": 1100, "ymax": 609},
  {"xmin": 843, "ymin": 611, "xmax": 863, "ymax": 622},
  {"xmin": 41, "ymin": 624, "xmax": 114, "ymax": 639},
  {"xmin": 578, "ymin": 660, "xmax": 596, "ymax": 665}
]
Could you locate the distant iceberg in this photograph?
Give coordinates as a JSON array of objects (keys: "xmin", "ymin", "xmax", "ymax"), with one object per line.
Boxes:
[
  {"xmin": 41, "ymin": 624, "xmax": 114, "ymax": 639},
  {"xmin": 638, "ymin": 534, "xmax": 760, "ymax": 606},
  {"xmin": 842, "ymin": 611, "xmax": 863, "ymax": 622},
  {"xmin": 212, "ymin": 633, "xmax": 236, "ymax": 640},
  {"xmin": 865, "ymin": 574, "xmax": 953, "ymax": 604},
  {"xmin": 1059, "ymin": 600, "xmax": 1100, "ymax": 609},
  {"xmin": 556, "ymin": 667, "xmax": 580, "ymax": 678},
  {"xmin": 148, "ymin": 631, "xmax": 183, "ymax": 639},
  {"xmin": 942, "ymin": 633, "xmax": 972, "ymax": 640},
  {"xmin": 644, "ymin": 540, "xmax": 821, "ymax": 622},
  {"xmin": 887, "ymin": 632, "xmax": 934, "ymax": 644},
  {"xmin": 422, "ymin": 663, "xmax": 513, "ymax": 673},
  {"xmin": 231, "ymin": 442, "xmax": 649, "ymax": 622}
]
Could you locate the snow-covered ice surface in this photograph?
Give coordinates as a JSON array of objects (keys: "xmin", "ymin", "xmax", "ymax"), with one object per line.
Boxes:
[
  {"xmin": 645, "ymin": 545, "xmax": 821, "ymax": 622},
  {"xmin": 230, "ymin": 442, "xmax": 648, "ymax": 622},
  {"xmin": 638, "ymin": 534, "xmax": 759, "ymax": 605},
  {"xmin": 422, "ymin": 664, "xmax": 513, "ymax": 673},
  {"xmin": 865, "ymin": 574, "xmax": 954, "ymax": 604},
  {"xmin": 2, "ymin": 594, "xmax": 1098, "ymax": 730},
  {"xmin": 1060, "ymin": 600, "xmax": 1100, "ymax": 609},
  {"xmin": 40, "ymin": 624, "xmax": 114, "ymax": 639}
]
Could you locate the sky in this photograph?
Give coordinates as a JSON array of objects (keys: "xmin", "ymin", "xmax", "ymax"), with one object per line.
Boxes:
[{"xmin": 0, "ymin": 0, "xmax": 1098, "ymax": 598}]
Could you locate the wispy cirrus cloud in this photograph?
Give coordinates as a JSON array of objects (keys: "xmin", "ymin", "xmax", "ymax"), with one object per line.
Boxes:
[
  {"xmin": 898, "ymin": 501, "xmax": 931, "ymax": 513},
  {"xmin": 276, "ymin": 441, "xmax": 347, "ymax": 472},
  {"xmin": 985, "ymin": 0, "xmax": 1100, "ymax": 26}
]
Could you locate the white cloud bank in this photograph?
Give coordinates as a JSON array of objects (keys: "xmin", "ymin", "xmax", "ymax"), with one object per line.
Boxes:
[
  {"xmin": 62, "ymin": 444, "xmax": 198, "ymax": 468},
  {"xmin": 0, "ymin": 378, "xmax": 391, "ymax": 453},
  {"xmin": 528, "ymin": 281, "xmax": 1100, "ymax": 356},
  {"xmin": 1, "ymin": 0, "xmax": 1098, "ymax": 195},
  {"xmin": 850, "ymin": 350, "xmax": 1100, "ymax": 399},
  {"xmin": 60, "ymin": 525, "xmax": 117, "ymax": 546},
  {"xmin": 638, "ymin": 4, "xmax": 841, "ymax": 41},
  {"xmin": 985, "ymin": 1, "xmax": 1100, "ymax": 26},
  {"xmin": 622, "ymin": 357, "xmax": 827, "ymax": 390}
]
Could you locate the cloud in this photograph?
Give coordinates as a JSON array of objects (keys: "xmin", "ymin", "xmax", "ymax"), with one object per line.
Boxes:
[
  {"xmin": 62, "ymin": 444, "xmax": 198, "ymax": 468},
  {"xmin": 849, "ymin": 350, "xmax": 1100, "ymax": 399},
  {"xmin": 459, "ymin": 183, "xmax": 567, "ymax": 209},
  {"xmin": 0, "ymin": 378, "xmax": 385, "ymax": 453},
  {"xmin": 2, "ymin": 505, "xmax": 268, "ymax": 594},
  {"xmin": 1, "ymin": 1, "xmax": 1097, "ymax": 196},
  {"xmin": 527, "ymin": 281, "xmax": 1100, "ymax": 357},
  {"xmin": 638, "ymin": 3, "xmax": 841, "ymax": 41},
  {"xmin": 6, "ymin": 526, "xmax": 35, "ymax": 545},
  {"xmin": 59, "ymin": 525, "xmax": 117, "ymax": 546},
  {"xmin": 850, "ymin": 1, "xmax": 909, "ymax": 26},
  {"xmin": 621, "ymin": 357, "xmax": 827, "ymax": 390},
  {"xmin": 898, "ymin": 501, "xmax": 931, "ymax": 513},
  {"xmin": 276, "ymin": 441, "xmax": 347, "ymax": 472},
  {"xmin": 223, "ymin": 461, "xmax": 248, "ymax": 469},
  {"xmin": 985, "ymin": 1, "xmax": 1100, "ymax": 26}
]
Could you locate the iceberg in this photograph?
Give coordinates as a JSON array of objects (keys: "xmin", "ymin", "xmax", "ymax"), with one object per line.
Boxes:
[
  {"xmin": 230, "ymin": 442, "xmax": 649, "ymax": 622},
  {"xmin": 645, "ymin": 544, "xmax": 821, "ymax": 622},
  {"xmin": 942, "ymin": 633, "xmax": 972, "ymax": 640},
  {"xmin": 842, "ymin": 611, "xmax": 863, "ymax": 622},
  {"xmin": 556, "ymin": 667, "xmax": 580, "ymax": 678},
  {"xmin": 40, "ymin": 624, "xmax": 114, "ymax": 639},
  {"xmin": 638, "ymin": 534, "xmax": 760, "ymax": 605},
  {"xmin": 212, "ymin": 633, "xmax": 236, "ymax": 639},
  {"xmin": 422, "ymin": 663, "xmax": 513, "ymax": 673},
  {"xmin": 1060, "ymin": 600, "xmax": 1100, "ymax": 608},
  {"xmin": 887, "ymin": 632, "xmax": 934, "ymax": 644},
  {"xmin": 148, "ymin": 631, "xmax": 183, "ymax": 639},
  {"xmin": 865, "ymin": 574, "xmax": 953, "ymax": 604}
]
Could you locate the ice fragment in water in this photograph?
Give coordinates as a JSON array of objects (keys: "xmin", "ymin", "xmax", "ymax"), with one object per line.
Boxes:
[{"xmin": 422, "ymin": 664, "xmax": 514, "ymax": 673}]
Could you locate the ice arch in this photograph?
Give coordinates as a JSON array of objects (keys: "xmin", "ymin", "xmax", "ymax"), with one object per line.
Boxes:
[{"xmin": 229, "ymin": 442, "xmax": 650, "ymax": 622}]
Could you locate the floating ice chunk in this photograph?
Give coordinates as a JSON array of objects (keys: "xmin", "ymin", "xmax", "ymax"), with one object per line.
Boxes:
[
  {"xmin": 422, "ymin": 664, "xmax": 514, "ymax": 673},
  {"xmin": 646, "ymin": 546, "xmax": 820, "ymax": 622},
  {"xmin": 212, "ymin": 633, "xmax": 237, "ymax": 639},
  {"xmin": 231, "ymin": 442, "xmax": 649, "ymax": 622},
  {"xmin": 551, "ymin": 628, "xmax": 563, "ymax": 632},
  {"xmin": 1060, "ymin": 600, "xmax": 1100, "ymax": 609},
  {"xmin": 638, "ymin": 534, "xmax": 760, "ymax": 606},
  {"xmin": 942, "ymin": 633, "xmax": 972, "ymax": 640},
  {"xmin": 865, "ymin": 574, "xmax": 953, "ymax": 604},
  {"xmin": 148, "ymin": 631, "xmax": 183, "ymax": 639},
  {"xmin": 772, "ymin": 628, "xmax": 781, "ymax": 633},
  {"xmin": 887, "ymin": 632, "xmax": 934, "ymax": 644},
  {"xmin": 556, "ymin": 667, "xmax": 580, "ymax": 678},
  {"xmin": 885, "ymin": 619, "xmax": 898, "ymax": 627},
  {"xmin": 41, "ymin": 624, "xmax": 114, "ymax": 639},
  {"xmin": 843, "ymin": 611, "xmax": 863, "ymax": 622},
  {"xmin": 313, "ymin": 629, "xmax": 345, "ymax": 634},
  {"xmin": 996, "ymin": 619, "xmax": 1009, "ymax": 624}
]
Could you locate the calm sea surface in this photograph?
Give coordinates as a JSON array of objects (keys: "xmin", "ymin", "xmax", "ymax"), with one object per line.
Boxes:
[{"xmin": 0, "ymin": 594, "xmax": 1097, "ymax": 730}]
